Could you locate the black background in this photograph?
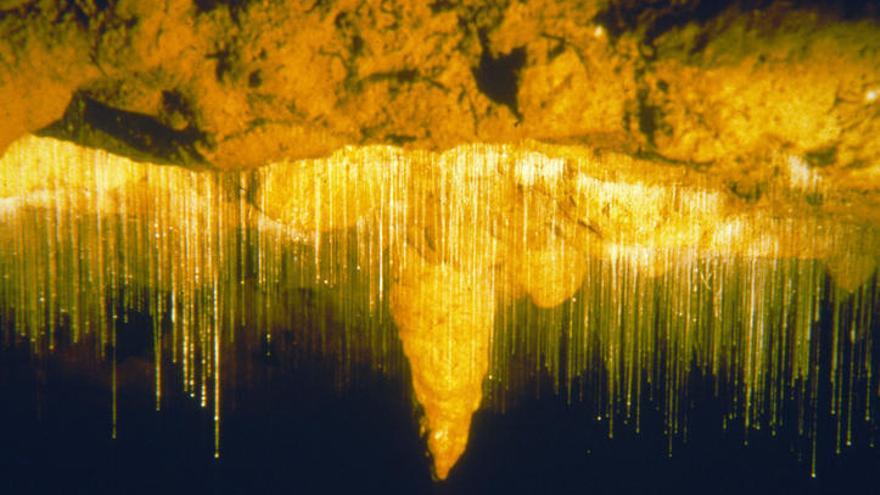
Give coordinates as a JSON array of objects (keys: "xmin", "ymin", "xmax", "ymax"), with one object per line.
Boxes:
[{"xmin": 2, "ymin": 323, "xmax": 878, "ymax": 495}]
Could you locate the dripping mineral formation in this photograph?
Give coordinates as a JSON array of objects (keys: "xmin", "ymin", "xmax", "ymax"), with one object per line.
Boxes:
[
  {"xmin": 1, "ymin": 0, "xmax": 880, "ymax": 482},
  {"xmin": 3, "ymin": 134, "xmax": 880, "ymax": 477}
]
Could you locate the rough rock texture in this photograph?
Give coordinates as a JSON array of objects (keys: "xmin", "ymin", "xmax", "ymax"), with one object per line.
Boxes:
[
  {"xmin": 0, "ymin": 0, "xmax": 612, "ymax": 167},
  {"xmin": 389, "ymin": 247, "xmax": 495, "ymax": 480},
  {"xmin": 0, "ymin": 1, "xmax": 877, "ymax": 180}
]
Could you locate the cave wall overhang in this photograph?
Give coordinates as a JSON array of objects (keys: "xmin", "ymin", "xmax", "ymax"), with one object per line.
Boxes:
[{"xmin": 0, "ymin": 1, "xmax": 877, "ymax": 179}]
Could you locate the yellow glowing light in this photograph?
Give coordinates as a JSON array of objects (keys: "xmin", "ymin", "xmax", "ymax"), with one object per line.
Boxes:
[
  {"xmin": 0, "ymin": 135, "xmax": 878, "ymax": 480},
  {"xmin": 390, "ymin": 247, "xmax": 494, "ymax": 479}
]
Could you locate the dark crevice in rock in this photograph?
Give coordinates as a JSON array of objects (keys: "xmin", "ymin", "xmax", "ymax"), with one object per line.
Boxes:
[
  {"xmin": 643, "ymin": 1, "xmax": 740, "ymax": 44},
  {"xmin": 365, "ymin": 68, "xmax": 418, "ymax": 84},
  {"xmin": 67, "ymin": 0, "xmax": 112, "ymax": 27},
  {"xmin": 386, "ymin": 134, "xmax": 418, "ymax": 145},
  {"xmin": 333, "ymin": 10, "xmax": 366, "ymax": 92},
  {"xmin": 429, "ymin": 0, "xmax": 455, "ymax": 14},
  {"xmin": 359, "ymin": 69, "xmax": 448, "ymax": 94},
  {"xmin": 248, "ymin": 69, "xmax": 262, "ymax": 88},
  {"xmin": 193, "ymin": 0, "xmax": 222, "ymax": 13},
  {"xmin": 208, "ymin": 48, "xmax": 234, "ymax": 83},
  {"xmin": 472, "ymin": 39, "xmax": 525, "ymax": 120},
  {"xmin": 593, "ymin": 1, "xmax": 755, "ymax": 45},
  {"xmin": 194, "ymin": 0, "xmax": 249, "ymax": 14},
  {"xmin": 636, "ymin": 87, "xmax": 660, "ymax": 147},
  {"xmin": 38, "ymin": 92, "xmax": 207, "ymax": 167},
  {"xmin": 727, "ymin": 179, "xmax": 766, "ymax": 202},
  {"xmin": 597, "ymin": 0, "xmax": 879, "ymax": 45},
  {"xmin": 596, "ymin": 0, "xmax": 744, "ymax": 45},
  {"xmin": 161, "ymin": 90, "xmax": 196, "ymax": 130},
  {"xmin": 594, "ymin": 1, "xmax": 727, "ymax": 42},
  {"xmin": 806, "ymin": 146, "xmax": 837, "ymax": 167},
  {"xmin": 305, "ymin": 0, "xmax": 335, "ymax": 17},
  {"xmin": 634, "ymin": 149, "xmax": 713, "ymax": 171}
]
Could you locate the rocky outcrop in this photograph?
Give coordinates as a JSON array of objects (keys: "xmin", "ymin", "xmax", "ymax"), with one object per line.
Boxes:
[{"xmin": 0, "ymin": 1, "xmax": 876, "ymax": 181}]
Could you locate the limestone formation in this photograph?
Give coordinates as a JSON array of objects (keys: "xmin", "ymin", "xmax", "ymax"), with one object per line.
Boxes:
[
  {"xmin": 0, "ymin": 1, "xmax": 874, "ymax": 184},
  {"xmin": 2, "ymin": 0, "xmax": 880, "ymax": 484}
]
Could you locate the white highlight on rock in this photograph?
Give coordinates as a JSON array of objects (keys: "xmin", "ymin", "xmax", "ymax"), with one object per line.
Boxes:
[
  {"xmin": 787, "ymin": 155, "xmax": 821, "ymax": 192},
  {"xmin": 513, "ymin": 153, "xmax": 565, "ymax": 187}
]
